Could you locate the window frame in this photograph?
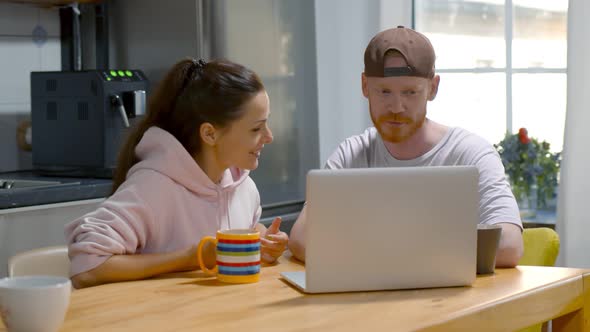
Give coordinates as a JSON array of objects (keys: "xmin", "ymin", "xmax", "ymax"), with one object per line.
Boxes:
[{"xmin": 412, "ymin": 0, "xmax": 568, "ymax": 135}]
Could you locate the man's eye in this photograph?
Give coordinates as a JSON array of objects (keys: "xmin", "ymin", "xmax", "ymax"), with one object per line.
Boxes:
[
  {"xmin": 252, "ymin": 128, "xmax": 262, "ymax": 132},
  {"xmin": 381, "ymin": 89, "xmax": 391, "ymax": 94},
  {"xmin": 402, "ymin": 90, "xmax": 416, "ymax": 95}
]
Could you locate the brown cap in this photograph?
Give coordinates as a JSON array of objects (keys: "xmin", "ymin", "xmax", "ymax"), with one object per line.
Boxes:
[{"xmin": 364, "ymin": 26, "xmax": 435, "ymax": 78}]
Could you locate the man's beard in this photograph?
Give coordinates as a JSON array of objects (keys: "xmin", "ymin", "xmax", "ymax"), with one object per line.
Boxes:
[{"xmin": 370, "ymin": 111, "xmax": 426, "ymax": 143}]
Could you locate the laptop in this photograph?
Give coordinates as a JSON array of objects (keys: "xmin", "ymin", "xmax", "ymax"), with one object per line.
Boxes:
[{"xmin": 282, "ymin": 166, "xmax": 479, "ymax": 293}]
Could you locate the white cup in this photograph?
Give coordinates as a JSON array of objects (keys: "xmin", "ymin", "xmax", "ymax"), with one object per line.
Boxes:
[{"xmin": 0, "ymin": 276, "xmax": 71, "ymax": 332}]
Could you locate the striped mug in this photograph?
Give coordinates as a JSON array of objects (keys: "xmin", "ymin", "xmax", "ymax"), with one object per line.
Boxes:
[{"xmin": 197, "ymin": 229, "xmax": 261, "ymax": 283}]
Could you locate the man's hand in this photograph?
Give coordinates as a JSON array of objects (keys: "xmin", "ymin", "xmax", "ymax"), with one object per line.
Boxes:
[{"xmin": 260, "ymin": 217, "xmax": 288, "ymax": 263}]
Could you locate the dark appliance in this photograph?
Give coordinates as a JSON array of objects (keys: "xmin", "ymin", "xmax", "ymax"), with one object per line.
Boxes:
[{"xmin": 30, "ymin": 70, "xmax": 149, "ymax": 178}]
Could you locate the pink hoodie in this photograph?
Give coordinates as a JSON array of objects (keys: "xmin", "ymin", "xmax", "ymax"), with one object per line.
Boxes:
[{"xmin": 64, "ymin": 127, "xmax": 261, "ymax": 277}]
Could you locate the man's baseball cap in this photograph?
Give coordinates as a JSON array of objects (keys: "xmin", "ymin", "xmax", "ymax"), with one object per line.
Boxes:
[{"xmin": 364, "ymin": 26, "xmax": 435, "ymax": 78}]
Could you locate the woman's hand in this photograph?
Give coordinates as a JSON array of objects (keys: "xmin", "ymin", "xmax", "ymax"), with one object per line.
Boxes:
[
  {"xmin": 259, "ymin": 217, "xmax": 289, "ymax": 264},
  {"xmin": 185, "ymin": 240, "xmax": 216, "ymax": 271}
]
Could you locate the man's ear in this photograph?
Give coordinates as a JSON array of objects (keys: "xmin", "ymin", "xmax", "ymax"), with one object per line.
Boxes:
[
  {"xmin": 361, "ymin": 72, "xmax": 369, "ymax": 98},
  {"xmin": 200, "ymin": 122, "xmax": 218, "ymax": 146},
  {"xmin": 428, "ymin": 75, "xmax": 440, "ymax": 101}
]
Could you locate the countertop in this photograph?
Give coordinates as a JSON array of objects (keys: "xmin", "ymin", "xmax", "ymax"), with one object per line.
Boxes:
[{"xmin": 0, "ymin": 171, "xmax": 111, "ymax": 209}]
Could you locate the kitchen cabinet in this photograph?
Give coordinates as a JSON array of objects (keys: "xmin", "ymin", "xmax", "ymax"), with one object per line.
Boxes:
[{"xmin": 0, "ymin": 198, "xmax": 103, "ymax": 277}]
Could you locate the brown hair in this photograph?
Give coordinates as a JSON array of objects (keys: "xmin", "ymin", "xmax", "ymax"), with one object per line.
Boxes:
[
  {"xmin": 384, "ymin": 49, "xmax": 404, "ymax": 58},
  {"xmin": 111, "ymin": 58, "xmax": 265, "ymax": 193}
]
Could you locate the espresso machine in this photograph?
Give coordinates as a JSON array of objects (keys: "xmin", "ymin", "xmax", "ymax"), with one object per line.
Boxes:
[{"xmin": 30, "ymin": 70, "xmax": 149, "ymax": 178}]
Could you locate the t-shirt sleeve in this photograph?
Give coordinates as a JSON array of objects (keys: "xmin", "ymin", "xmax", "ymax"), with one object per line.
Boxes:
[
  {"xmin": 324, "ymin": 133, "xmax": 371, "ymax": 169},
  {"xmin": 64, "ymin": 180, "xmax": 159, "ymax": 277},
  {"xmin": 325, "ymin": 144, "xmax": 348, "ymax": 169},
  {"xmin": 475, "ymin": 150, "xmax": 523, "ymax": 229}
]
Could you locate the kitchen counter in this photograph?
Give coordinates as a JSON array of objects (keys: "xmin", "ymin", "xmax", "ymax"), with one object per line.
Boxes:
[{"xmin": 0, "ymin": 171, "xmax": 111, "ymax": 209}]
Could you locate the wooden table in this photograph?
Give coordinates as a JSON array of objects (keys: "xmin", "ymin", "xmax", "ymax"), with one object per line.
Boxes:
[{"xmin": 1, "ymin": 256, "xmax": 589, "ymax": 331}]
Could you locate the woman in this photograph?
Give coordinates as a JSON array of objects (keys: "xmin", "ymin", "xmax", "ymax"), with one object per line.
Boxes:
[{"xmin": 65, "ymin": 58, "xmax": 288, "ymax": 288}]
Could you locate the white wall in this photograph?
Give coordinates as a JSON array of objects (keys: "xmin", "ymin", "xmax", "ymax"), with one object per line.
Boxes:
[
  {"xmin": 0, "ymin": 3, "xmax": 61, "ymax": 172},
  {"xmin": 379, "ymin": 0, "xmax": 413, "ymax": 30},
  {"xmin": 556, "ymin": 0, "xmax": 590, "ymax": 268},
  {"xmin": 314, "ymin": 0, "xmax": 412, "ymax": 165},
  {"xmin": 0, "ymin": 3, "xmax": 61, "ymax": 114}
]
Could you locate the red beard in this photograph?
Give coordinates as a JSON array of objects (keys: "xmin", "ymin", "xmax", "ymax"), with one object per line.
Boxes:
[{"xmin": 371, "ymin": 114, "xmax": 426, "ymax": 143}]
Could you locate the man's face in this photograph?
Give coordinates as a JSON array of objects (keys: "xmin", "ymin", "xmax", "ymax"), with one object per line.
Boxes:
[{"xmin": 362, "ymin": 56, "xmax": 439, "ymax": 143}]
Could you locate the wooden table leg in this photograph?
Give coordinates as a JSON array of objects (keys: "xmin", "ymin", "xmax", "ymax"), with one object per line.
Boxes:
[{"xmin": 553, "ymin": 274, "xmax": 590, "ymax": 332}]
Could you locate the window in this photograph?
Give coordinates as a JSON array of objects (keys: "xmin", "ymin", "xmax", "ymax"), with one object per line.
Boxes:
[{"xmin": 414, "ymin": 0, "xmax": 567, "ymax": 152}]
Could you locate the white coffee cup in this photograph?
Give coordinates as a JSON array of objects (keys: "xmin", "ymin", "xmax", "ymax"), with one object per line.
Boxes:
[{"xmin": 0, "ymin": 276, "xmax": 71, "ymax": 332}]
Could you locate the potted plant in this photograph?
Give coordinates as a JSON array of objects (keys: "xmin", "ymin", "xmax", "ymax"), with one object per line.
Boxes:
[{"xmin": 494, "ymin": 128, "xmax": 561, "ymax": 217}]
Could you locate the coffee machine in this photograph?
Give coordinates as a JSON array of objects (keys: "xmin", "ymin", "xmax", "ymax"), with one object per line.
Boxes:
[{"xmin": 30, "ymin": 70, "xmax": 149, "ymax": 178}]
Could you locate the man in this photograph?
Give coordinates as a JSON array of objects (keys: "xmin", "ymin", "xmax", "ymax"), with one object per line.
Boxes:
[{"xmin": 288, "ymin": 26, "xmax": 523, "ymax": 267}]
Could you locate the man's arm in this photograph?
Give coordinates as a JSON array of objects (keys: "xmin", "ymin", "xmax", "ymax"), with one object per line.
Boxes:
[
  {"xmin": 494, "ymin": 222, "xmax": 523, "ymax": 267},
  {"xmin": 469, "ymin": 148, "xmax": 524, "ymax": 268},
  {"xmin": 288, "ymin": 135, "xmax": 366, "ymax": 262},
  {"xmin": 288, "ymin": 205, "xmax": 307, "ymax": 262}
]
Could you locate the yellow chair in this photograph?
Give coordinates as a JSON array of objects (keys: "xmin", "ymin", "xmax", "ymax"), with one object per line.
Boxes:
[
  {"xmin": 518, "ymin": 227, "xmax": 560, "ymax": 332},
  {"xmin": 519, "ymin": 228, "xmax": 560, "ymax": 267},
  {"xmin": 8, "ymin": 245, "xmax": 70, "ymax": 278}
]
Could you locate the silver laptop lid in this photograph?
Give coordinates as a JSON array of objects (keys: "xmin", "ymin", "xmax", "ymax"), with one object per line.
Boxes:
[{"xmin": 304, "ymin": 166, "xmax": 478, "ymax": 293}]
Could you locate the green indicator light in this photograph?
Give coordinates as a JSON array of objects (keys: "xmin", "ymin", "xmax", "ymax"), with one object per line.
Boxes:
[
  {"xmin": 117, "ymin": 70, "xmax": 125, "ymax": 76},
  {"xmin": 106, "ymin": 77, "xmax": 111, "ymax": 81},
  {"xmin": 110, "ymin": 70, "xmax": 117, "ymax": 77},
  {"xmin": 125, "ymin": 70, "xmax": 133, "ymax": 77}
]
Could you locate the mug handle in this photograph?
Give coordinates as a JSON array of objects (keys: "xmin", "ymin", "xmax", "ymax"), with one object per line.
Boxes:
[{"xmin": 197, "ymin": 236, "xmax": 218, "ymax": 275}]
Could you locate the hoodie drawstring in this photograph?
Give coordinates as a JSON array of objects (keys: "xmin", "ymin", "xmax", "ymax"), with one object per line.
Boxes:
[
  {"xmin": 226, "ymin": 191, "xmax": 232, "ymax": 229},
  {"xmin": 216, "ymin": 187, "xmax": 231, "ymax": 230},
  {"xmin": 216, "ymin": 187, "xmax": 222, "ymax": 230}
]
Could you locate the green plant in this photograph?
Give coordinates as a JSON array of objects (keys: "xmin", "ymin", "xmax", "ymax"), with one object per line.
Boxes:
[{"xmin": 494, "ymin": 128, "xmax": 561, "ymax": 208}]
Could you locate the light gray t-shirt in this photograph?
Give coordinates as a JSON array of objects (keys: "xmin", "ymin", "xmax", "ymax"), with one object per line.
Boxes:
[{"xmin": 325, "ymin": 127, "xmax": 522, "ymax": 229}]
